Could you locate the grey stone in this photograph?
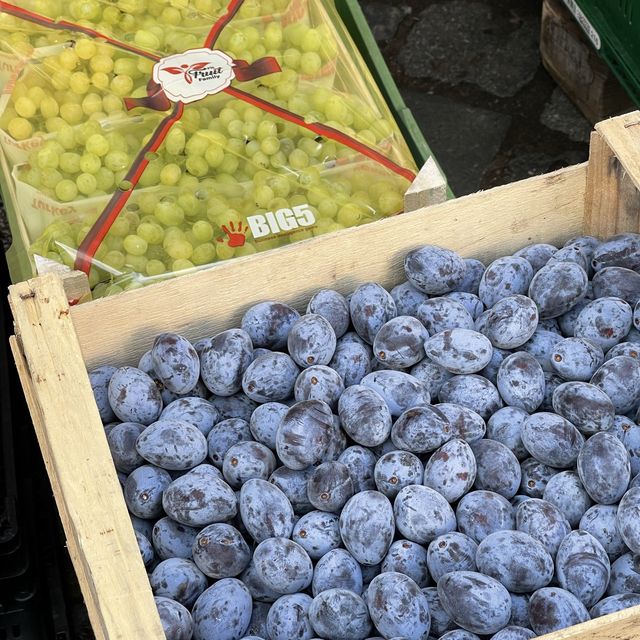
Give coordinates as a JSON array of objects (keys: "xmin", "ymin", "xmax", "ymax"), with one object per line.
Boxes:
[
  {"xmin": 401, "ymin": 91, "xmax": 511, "ymax": 195},
  {"xmin": 541, "ymin": 88, "xmax": 592, "ymax": 143},
  {"xmin": 361, "ymin": 0, "xmax": 411, "ymax": 43},
  {"xmin": 399, "ymin": 1, "xmax": 540, "ymax": 97}
]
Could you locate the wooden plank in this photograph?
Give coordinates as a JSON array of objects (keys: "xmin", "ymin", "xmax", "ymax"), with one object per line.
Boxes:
[
  {"xmin": 540, "ymin": 603, "xmax": 640, "ymax": 640},
  {"xmin": 8, "ymin": 276, "xmax": 164, "ymax": 640},
  {"xmin": 404, "ymin": 156, "xmax": 448, "ymax": 211},
  {"xmin": 540, "ymin": 0, "xmax": 633, "ymax": 124},
  {"xmin": 596, "ymin": 111, "xmax": 640, "ymax": 192},
  {"xmin": 584, "ymin": 128, "xmax": 640, "ymax": 238},
  {"xmin": 71, "ymin": 163, "xmax": 588, "ymax": 370}
]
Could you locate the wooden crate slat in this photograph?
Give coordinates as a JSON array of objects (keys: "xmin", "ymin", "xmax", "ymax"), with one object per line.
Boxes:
[
  {"xmin": 8, "ymin": 275, "xmax": 164, "ymax": 640},
  {"xmin": 71, "ymin": 162, "xmax": 587, "ymax": 370},
  {"xmin": 540, "ymin": 603, "xmax": 640, "ymax": 640}
]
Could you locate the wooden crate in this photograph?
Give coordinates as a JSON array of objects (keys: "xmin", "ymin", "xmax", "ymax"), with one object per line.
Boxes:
[
  {"xmin": 8, "ymin": 111, "xmax": 640, "ymax": 640},
  {"xmin": 540, "ymin": 0, "xmax": 634, "ymax": 125}
]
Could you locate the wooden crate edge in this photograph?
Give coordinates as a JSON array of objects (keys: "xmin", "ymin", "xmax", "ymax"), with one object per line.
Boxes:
[{"xmin": 8, "ymin": 276, "xmax": 165, "ymax": 640}]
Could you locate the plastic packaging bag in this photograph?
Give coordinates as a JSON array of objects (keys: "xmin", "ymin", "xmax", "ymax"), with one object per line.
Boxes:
[{"xmin": 0, "ymin": 0, "xmax": 418, "ymax": 297}]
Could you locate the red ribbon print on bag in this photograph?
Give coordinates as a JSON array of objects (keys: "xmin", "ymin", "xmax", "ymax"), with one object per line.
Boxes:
[{"xmin": 0, "ymin": 0, "xmax": 417, "ymax": 276}]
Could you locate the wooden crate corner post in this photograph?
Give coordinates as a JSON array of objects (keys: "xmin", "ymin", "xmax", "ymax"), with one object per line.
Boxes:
[
  {"xmin": 8, "ymin": 274, "xmax": 164, "ymax": 640},
  {"xmin": 584, "ymin": 110, "xmax": 640, "ymax": 237}
]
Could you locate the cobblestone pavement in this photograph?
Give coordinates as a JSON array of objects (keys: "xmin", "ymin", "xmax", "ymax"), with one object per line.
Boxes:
[{"xmin": 361, "ymin": 0, "xmax": 592, "ymax": 195}]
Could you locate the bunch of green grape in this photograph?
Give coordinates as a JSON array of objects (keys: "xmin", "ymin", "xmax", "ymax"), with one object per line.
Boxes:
[
  {"xmin": 0, "ymin": 0, "xmax": 294, "ymax": 59},
  {"xmin": 1, "ymin": 0, "xmax": 412, "ymax": 295}
]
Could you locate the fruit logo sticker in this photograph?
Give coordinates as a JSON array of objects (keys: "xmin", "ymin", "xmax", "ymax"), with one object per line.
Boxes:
[
  {"xmin": 218, "ymin": 221, "xmax": 249, "ymax": 248},
  {"xmin": 153, "ymin": 49, "xmax": 235, "ymax": 104}
]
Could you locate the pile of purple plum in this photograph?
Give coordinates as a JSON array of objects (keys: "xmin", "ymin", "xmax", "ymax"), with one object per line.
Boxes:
[{"xmin": 91, "ymin": 233, "xmax": 640, "ymax": 640}]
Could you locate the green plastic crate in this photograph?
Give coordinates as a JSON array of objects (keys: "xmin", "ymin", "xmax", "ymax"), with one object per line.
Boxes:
[
  {"xmin": 562, "ymin": 0, "xmax": 640, "ymax": 105},
  {"xmin": 4, "ymin": 0, "xmax": 449, "ymax": 284}
]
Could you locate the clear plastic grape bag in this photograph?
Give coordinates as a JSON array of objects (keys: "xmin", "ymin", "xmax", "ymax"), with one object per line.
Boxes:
[{"xmin": 0, "ymin": 0, "xmax": 418, "ymax": 297}]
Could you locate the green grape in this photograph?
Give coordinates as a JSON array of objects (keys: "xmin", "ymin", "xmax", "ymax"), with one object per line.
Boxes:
[
  {"xmin": 267, "ymin": 176, "xmax": 290, "ymax": 198},
  {"xmin": 160, "ymin": 6, "xmax": 181, "ymax": 25},
  {"xmin": 204, "ymin": 144, "xmax": 224, "ymax": 168},
  {"xmin": 160, "ymin": 163, "xmax": 181, "ymax": 186},
  {"xmin": 7, "ymin": 117, "xmax": 33, "ymax": 140},
  {"xmin": 313, "ymin": 218, "xmax": 334, "ymax": 236},
  {"xmin": 285, "ymin": 23, "xmax": 308, "ymax": 47},
  {"xmin": 256, "ymin": 120, "xmax": 277, "ymax": 140},
  {"xmin": 110, "ymin": 75, "xmax": 133, "ymax": 97},
  {"xmin": 85, "ymin": 134, "xmax": 110, "ymax": 157},
  {"xmin": 36, "ymin": 144, "xmax": 61, "ymax": 170},
  {"xmin": 78, "ymin": 153, "xmax": 100, "ymax": 174},
  {"xmin": 177, "ymin": 192, "xmax": 201, "ymax": 217},
  {"xmin": 165, "ymin": 238, "xmax": 193, "ymax": 261},
  {"xmin": 301, "ymin": 28, "xmax": 322, "ymax": 53},
  {"xmin": 300, "ymin": 52, "xmax": 322, "ymax": 76},
  {"xmin": 138, "ymin": 162, "xmax": 161, "ymax": 187},
  {"xmin": 39, "ymin": 96, "xmax": 59, "ymax": 119},
  {"xmin": 110, "ymin": 217, "xmax": 131, "ymax": 237},
  {"xmin": 58, "ymin": 48, "xmax": 79, "ymax": 71},
  {"xmin": 264, "ymin": 22, "xmax": 283, "ymax": 50},
  {"xmin": 76, "ymin": 172, "xmax": 98, "ymax": 196},
  {"xmin": 219, "ymin": 107, "xmax": 238, "ymax": 128},
  {"xmin": 289, "ymin": 149, "xmax": 309, "ymax": 170},
  {"xmin": 40, "ymin": 168, "xmax": 63, "ymax": 190},
  {"xmin": 191, "ymin": 242, "xmax": 215, "ymax": 265},
  {"xmin": 172, "ymin": 258, "xmax": 194, "ymax": 272},
  {"xmin": 216, "ymin": 243, "xmax": 235, "ymax": 260},
  {"xmin": 88, "ymin": 167, "xmax": 112, "ymax": 193},
  {"xmin": 186, "ymin": 155, "xmax": 208, "ymax": 177},
  {"xmin": 379, "ymin": 191, "xmax": 404, "ymax": 216},
  {"xmin": 155, "ymin": 201, "xmax": 185, "ymax": 226},
  {"xmin": 179, "ymin": 175, "xmax": 200, "ymax": 191},
  {"xmin": 318, "ymin": 199, "xmax": 338, "ymax": 218},
  {"xmin": 270, "ymin": 151, "xmax": 287, "ymax": 169},
  {"xmin": 236, "ymin": 243, "xmax": 256, "ymax": 257},
  {"xmin": 250, "ymin": 152, "xmax": 269, "ymax": 170},
  {"xmin": 55, "ymin": 179, "xmax": 79, "ymax": 202},
  {"xmin": 82, "ymin": 93, "xmax": 103, "ymax": 116},
  {"xmin": 60, "ymin": 103, "xmax": 83, "ymax": 125},
  {"xmin": 51, "ymin": 70, "xmax": 71, "ymax": 92},
  {"xmin": 275, "ymin": 81, "xmax": 297, "ymax": 100},
  {"xmin": 324, "ymin": 96, "xmax": 349, "ymax": 123},
  {"xmin": 165, "ymin": 127, "xmax": 186, "ymax": 155},
  {"xmin": 185, "ymin": 135, "xmax": 209, "ymax": 158},
  {"xmin": 307, "ymin": 186, "xmax": 327, "ymax": 206},
  {"xmin": 298, "ymin": 138, "xmax": 323, "ymax": 158},
  {"xmin": 254, "ymin": 185, "xmax": 274, "ymax": 208},
  {"xmin": 260, "ymin": 136, "xmax": 280, "ymax": 155},
  {"xmin": 14, "ymin": 96, "xmax": 36, "ymax": 119},
  {"xmin": 125, "ymin": 254, "xmax": 148, "ymax": 273},
  {"xmin": 137, "ymin": 221, "xmax": 164, "ymax": 245},
  {"xmin": 245, "ymin": 140, "xmax": 261, "ymax": 157},
  {"xmin": 69, "ymin": 72, "xmax": 90, "ymax": 95},
  {"xmin": 219, "ymin": 155, "xmax": 239, "ymax": 174},
  {"xmin": 103, "ymin": 95, "xmax": 124, "ymax": 114},
  {"xmin": 75, "ymin": 39, "xmax": 96, "ymax": 60},
  {"xmin": 337, "ymin": 203, "xmax": 365, "ymax": 227},
  {"xmin": 146, "ymin": 259, "xmax": 166, "ymax": 276},
  {"xmin": 103, "ymin": 250, "xmax": 126, "ymax": 270},
  {"xmin": 192, "ymin": 220, "xmax": 213, "ymax": 243},
  {"xmin": 123, "ymin": 234, "xmax": 148, "ymax": 256},
  {"xmin": 298, "ymin": 167, "xmax": 321, "ymax": 187},
  {"xmin": 104, "ymin": 151, "xmax": 130, "ymax": 172},
  {"xmin": 134, "ymin": 29, "xmax": 161, "ymax": 50},
  {"xmin": 226, "ymin": 138, "xmax": 244, "ymax": 156},
  {"xmin": 91, "ymin": 72, "xmax": 110, "ymax": 91}
]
